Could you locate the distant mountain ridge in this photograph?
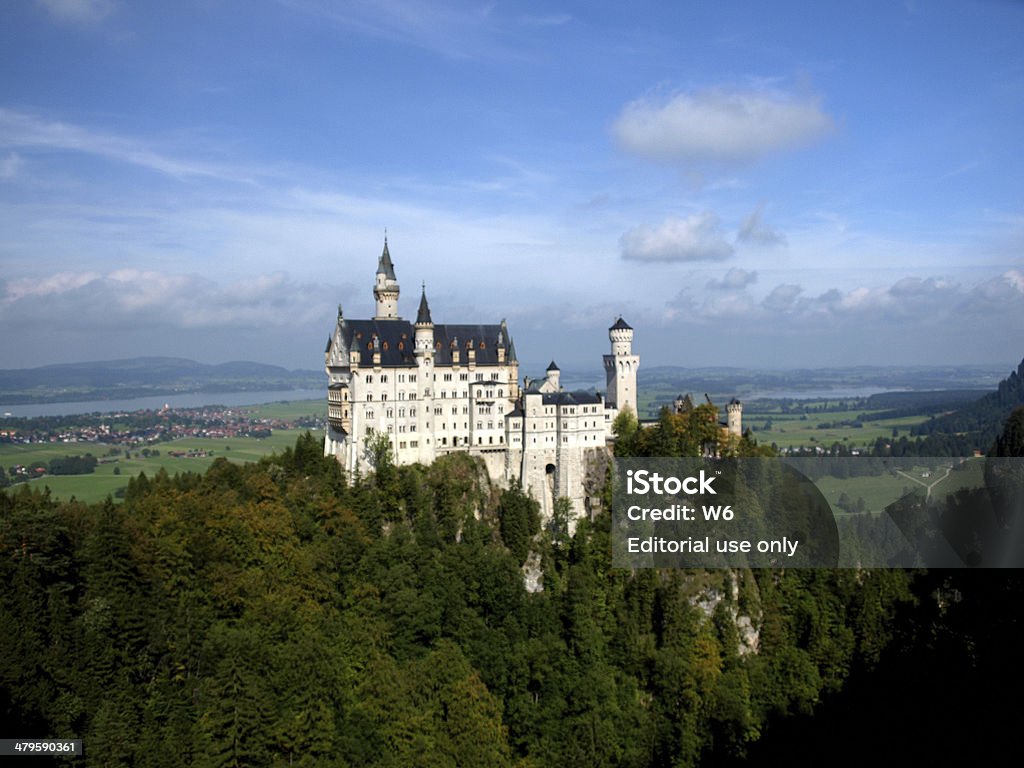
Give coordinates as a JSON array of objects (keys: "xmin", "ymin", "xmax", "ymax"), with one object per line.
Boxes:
[{"xmin": 0, "ymin": 357, "xmax": 323, "ymax": 404}]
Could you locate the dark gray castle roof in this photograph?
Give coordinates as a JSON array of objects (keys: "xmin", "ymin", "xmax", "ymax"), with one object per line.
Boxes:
[
  {"xmin": 376, "ymin": 239, "xmax": 397, "ymax": 280},
  {"xmin": 416, "ymin": 286, "xmax": 432, "ymax": 324},
  {"xmin": 610, "ymin": 316, "xmax": 632, "ymax": 331},
  {"xmin": 540, "ymin": 390, "xmax": 602, "ymax": 406},
  {"xmin": 336, "ymin": 319, "xmax": 513, "ymax": 368}
]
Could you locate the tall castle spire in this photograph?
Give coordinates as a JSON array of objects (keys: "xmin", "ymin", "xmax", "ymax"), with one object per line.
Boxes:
[
  {"xmin": 416, "ymin": 282, "xmax": 432, "ymax": 325},
  {"xmin": 373, "ymin": 234, "xmax": 400, "ymax": 319}
]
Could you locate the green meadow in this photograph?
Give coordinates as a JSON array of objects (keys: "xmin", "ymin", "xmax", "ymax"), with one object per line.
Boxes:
[{"xmin": 2, "ymin": 428, "xmax": 323, "ymax": 504}]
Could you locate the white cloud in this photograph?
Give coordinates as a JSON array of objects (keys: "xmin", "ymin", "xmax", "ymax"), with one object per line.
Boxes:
[
  {"xmin": 963, "ymin": 269, "xmax": 1024, "ymax": 310},
  {"xmin": 36, "ymin": 0, "xmax": 114, "ymax": 25},
  {"xmin": 4, "ymin": 271, "xmax": 101, "ymax": 301},
  {"xmin": 0, "ymin": 109, "xmax": 248, "ymax": 182},
  {"xmin": 707, "ymin": 268, "xmax": 758, "ymax": 290},
  {"xmin": 620, "ymin": 213, "xmax": 734, "ymax": 262},
  {"xmin": 761, "ymin": 283, "xmax": 803, "ymax": 312},
  {"xmin": 0, "ymin": 269, "xmax": 333, "ymax": 331},
  {"xmin": 613, "ymin": 87, "xmax": 833, "ymax": 163},
  {"xmin": 737, "ymin": 203, "xmax": 786, "ymax": 246}
]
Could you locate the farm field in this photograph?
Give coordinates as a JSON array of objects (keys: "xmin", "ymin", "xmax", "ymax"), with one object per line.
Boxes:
[
  {"xmin": 749, "ymin": 411, "xmax": 929, "ymax": 450},
  {"xmin": 811, "ymin": 457, "xmax": 984, "ymax": 515},
  {"xmin": 2, "ymin": 428, "xmax": 323, "ymax": 504},
  {"xmin": 243, "ymin": 398, "xmax": 324, "ymax": 421}
]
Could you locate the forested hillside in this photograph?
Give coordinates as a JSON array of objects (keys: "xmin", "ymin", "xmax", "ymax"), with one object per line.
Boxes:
[
  {"xmin": 912, "ymin": 358, "xmax": 1024, "ymax": 447},
  {"xmin": 2, "ymin": 413, "xmax": 1022, "ymax": 765}
]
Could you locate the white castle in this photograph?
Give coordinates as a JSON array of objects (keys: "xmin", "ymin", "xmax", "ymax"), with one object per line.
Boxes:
[{"xmin": 323, "ymin": 238, "xmax": 641, "ymax": 518}]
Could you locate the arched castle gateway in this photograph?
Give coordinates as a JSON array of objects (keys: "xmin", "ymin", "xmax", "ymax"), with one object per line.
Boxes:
[{"xmin": 323, "ymin": 238, "xmax": 639, "ymax": 520}]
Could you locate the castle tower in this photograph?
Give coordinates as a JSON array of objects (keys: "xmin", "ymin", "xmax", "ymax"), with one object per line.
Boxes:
[
  {"xmin": 414, "ymin": 284, "xmax": 434, "ymax": 353},
  {"xmin": 727, "ymin": 398, "xmax": 743, "ymax": 436},
  {"xmin": 604, "ymin": 317, "xmax": 639, "ymax": 415},
  {"xmin": 543, "ymin": 360, "xmax": 561, "ymax": 392},
  {"xmin": 415, "ymin": 284, "xmax": 435, "ymax": 463},
  {"xmin": 373, "ymin": 236, "xmax": 400, "ymax": 319}
]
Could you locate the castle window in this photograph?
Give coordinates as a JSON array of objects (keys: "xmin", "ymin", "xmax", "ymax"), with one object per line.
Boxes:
[
  {"xmin": 367, "ymin": 393, "xmax": 373, "ymax": 401},
  {"xmin": 381, "ymin": 375, "xmax": 388, "ymax": 383},
  {"xmin": 480, "ymin": 341, "xmax": 486, "ymax": 349},
  {"xmin": 398, "ymin": 391, "xmax": 405, "ymax": 400},
  {"xmin": 434, "ymin": 407, "xmax": 442, "ymax": 415},
  {"xmin": 366, "ymin": 410, "xmax": 374, "ymax": 419},
  {"xmin": 410, "ymin": 408, "xmax": 416, "ymax": 417},
  {"xmin": 398, "ymin": 408, "xmax": 405, "ymax": 417},
  {"xmin": 382, "ymin": 341, "xmax": 389, "ymax": 350},
  {"xmin": 460, "ymin": 373, "xmax": 468, "ymax": 381},
  {"xmin": 451, "ymin": 407, "xmax": 457, "ymax": 415},
  {"xmin": 366, "ymin": 375, "xmax": 373, "ymax": 383},
  {"xmin": 397, "ymin": 341, "xmax": 404, "ymax": 350},
  {"xmin": 381, "ymin": 393, "xmax": 388, "ymax": 401},
  {"xmin": 398, "ymin": 374, "xmax": 405, "ymax": 382},
  {"xmin": 443, "ymin": 373, "xmax": 452, "ymax": 382},
  {"xmin": 409, "ymin": 374, "xmax": 416, "ymax": 382},
  {"xmin": 387, "ymin": 409, "xmax": 393, "ymax": 418},
  {"xmin": 498, "ymin": 389, "xmax": 503, "ymax": 397},
  {"xmin": 410, "ymin": 440, "xmax": 418, "ymax": 448}
]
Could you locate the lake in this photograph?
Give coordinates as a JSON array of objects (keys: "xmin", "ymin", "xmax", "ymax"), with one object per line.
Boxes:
[{"xmin": 0, "ymin": 389, "xmax": 325, "ymax": 418}]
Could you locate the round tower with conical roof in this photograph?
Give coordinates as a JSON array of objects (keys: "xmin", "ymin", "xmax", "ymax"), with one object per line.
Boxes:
[
  {"xmin": 604, "ymin": 317, "xmax": 639, "ymax": 415},
  {"xmin": 373, "ymin": 236, "xmax": 400, "ymax": 319}
]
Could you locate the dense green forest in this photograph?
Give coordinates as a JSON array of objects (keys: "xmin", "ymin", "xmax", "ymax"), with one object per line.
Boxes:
[
  {"xmin": 2, "ymin": 404, "xmax": 1023, "ymax": 765},
  {"xmin": 910, "ymin": 358, "xmax": 1024, "ymax": 446}
]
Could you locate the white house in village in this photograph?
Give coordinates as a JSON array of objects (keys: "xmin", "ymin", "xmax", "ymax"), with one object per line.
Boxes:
[{"xmin": 323, "ymin": 238, "xmax": 641, "ymax": 518}]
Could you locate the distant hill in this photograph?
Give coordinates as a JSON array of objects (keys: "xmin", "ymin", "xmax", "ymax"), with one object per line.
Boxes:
[
  {"xmin": 0, "ymin": 357, "xmax": 322, "ymax": 404},
  {"xmin": 912, "ymin": 358, "xmax": 1024, "ymax": 449}
]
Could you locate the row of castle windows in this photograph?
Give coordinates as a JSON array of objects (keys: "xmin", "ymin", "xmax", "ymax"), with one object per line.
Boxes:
[
  {"xmin": 438, "ymin": 371, "xmax": 508, "ymax": 385},
  {"xmin": 364, "ymin": 373, "xmax": 420, "ymax": 384}
]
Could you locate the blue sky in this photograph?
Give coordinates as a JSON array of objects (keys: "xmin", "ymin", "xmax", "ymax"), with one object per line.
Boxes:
[{"xmin": 1, "ymin": 0, "xmax": 1022, "ymax": 374}]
